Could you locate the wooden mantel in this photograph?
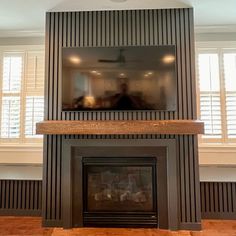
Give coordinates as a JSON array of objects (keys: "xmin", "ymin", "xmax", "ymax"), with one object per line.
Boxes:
[{"xmin": 36, "ymin": 120, "xmax": 204, "ymax": 135}]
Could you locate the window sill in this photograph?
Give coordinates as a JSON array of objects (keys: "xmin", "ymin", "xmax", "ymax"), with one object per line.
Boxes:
[
  {"xmin": 0, "ymin": 144, "xmax": 43, "ymax": 152},
  {"xmin": 199, "ymin": 143, "xmax": 236, "ymax": 153}
]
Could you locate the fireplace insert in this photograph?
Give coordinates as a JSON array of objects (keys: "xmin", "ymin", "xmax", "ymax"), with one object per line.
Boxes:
[
  {"xmin": 63, "ymin": 139, "xmax": 178, "ymax": 229},
  {"xmin": 81, "ymin": 157, "xmax": 158, "ymax": 227}
]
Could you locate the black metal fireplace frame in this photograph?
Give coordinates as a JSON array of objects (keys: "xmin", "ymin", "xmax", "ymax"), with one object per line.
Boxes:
[{"xmin": 62, "ymin": 139, "xmax": 178, "ymax": 230}]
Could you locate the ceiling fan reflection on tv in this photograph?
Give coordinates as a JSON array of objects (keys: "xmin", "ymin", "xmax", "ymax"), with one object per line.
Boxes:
[{"xmin": 98, "ymin": 49, "xmax": 139, "ymax": 64}]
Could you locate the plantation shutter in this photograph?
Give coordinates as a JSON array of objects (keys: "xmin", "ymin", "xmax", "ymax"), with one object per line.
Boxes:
[
  {"xmin": 198, "ymin": 53, "xmax": 222, "ymax": 139},
  {"xmin": 25, "ymin": 96, "xmax": 44, "ymax": 138},
  {"xmin": 1, "ymin": 97, "xmax": 21, "ymax": 138},
  {"xmin": 24, "ymin": 51, "xmax": 44, "ymax": 138},
  {"xmin": 0, "ymin": 48, "xmax": 44, "ymax": 143},
  {"xmin": 1, "ymin": 54, "xmax": 23, "ymax": 139},
  {"xmin": 25, "ymin": 51, "xmax": 44, "ymax": 92},
  {"xmin": 223, "ymin": 53, "xmax": 236, "ymax": 138}
]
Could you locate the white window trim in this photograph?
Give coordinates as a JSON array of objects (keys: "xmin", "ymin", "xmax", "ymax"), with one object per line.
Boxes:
[
  {"xmin": 0, "ymin": 45, "xmax": 45, "ymax": 147},
  {"xmin": 0, "ymin": 145, "xmax": 43, "ymax": 152},
  {"xmin": 196, "ymin": 41, "xmax": 236, "ymax": 147}
]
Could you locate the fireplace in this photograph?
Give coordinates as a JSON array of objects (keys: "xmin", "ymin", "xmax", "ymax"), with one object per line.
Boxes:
[
  {"xmin": 82, "ymin": 157, "xmax": 157, "ymax": 227},
  {"xmin": 62, "ymin": 139, "xmax": 179, "ymax": 230},
  {"xmin": 41, "ymin": 8, "xmax": 202, "ymax": 231}
]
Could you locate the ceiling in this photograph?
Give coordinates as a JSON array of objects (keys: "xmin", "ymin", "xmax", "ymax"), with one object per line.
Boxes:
[{"xmin": 0, "ymin": 0, "xmax": 236, "ymax": 37}]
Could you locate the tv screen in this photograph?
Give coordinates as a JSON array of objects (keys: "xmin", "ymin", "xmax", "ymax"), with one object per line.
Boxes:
[{"xmin": 62, "ymin": 46, "xmax": 176, "ymax": 111}]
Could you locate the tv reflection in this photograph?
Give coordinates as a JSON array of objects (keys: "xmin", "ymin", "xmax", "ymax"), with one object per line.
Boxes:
[{"xmin": 70, "ymin": 81, "xmax": 155, "ymax": 110}]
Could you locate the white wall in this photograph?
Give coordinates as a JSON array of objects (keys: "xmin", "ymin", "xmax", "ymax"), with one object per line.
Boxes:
[
  {"xmin": 195, "ymin": 32, "xmax": 236, "ymax": 42},
  {"xmin": 200, "ymin": 166, "xmax": 236, "ymax": 182},
  {"xmin": 0, "ymin": 36, "xmax": 44, "ymax": 46},
  {"xmin": 0, "ymin": 164, "xmax": 42, "ymax": 180},
  {"xmin": 0, "ymin": 146, "xmax": 43, "ymax": 164}
]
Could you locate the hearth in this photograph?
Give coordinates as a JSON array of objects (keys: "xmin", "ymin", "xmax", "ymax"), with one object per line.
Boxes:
[
  {"xmin": 62, "ymin": 139, "xmax": 178, "ymax": 229},
  {"xmin": 83, "ymin": 157, "xmax": 157, "ymax": 227}
]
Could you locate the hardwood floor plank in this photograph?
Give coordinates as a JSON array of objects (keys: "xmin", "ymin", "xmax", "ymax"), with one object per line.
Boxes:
[{"xmin": 0, "ymin": 217, "xmax": 235, "ymax": 236}]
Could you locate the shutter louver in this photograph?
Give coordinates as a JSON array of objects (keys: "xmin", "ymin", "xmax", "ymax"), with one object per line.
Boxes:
[
  {"xmin": 1, "ymin": 97, "xmax": 20, "ymax": 138},
  {"xmin": 226, "ymin": 93, "xmax": 236, "ymax": 138},
  {"xmin": 2, "ymin": 55, "xmax": 22, "ymax": 93},
  {"xmin": 200, "ymin": 93, "xmax": 222, "ymax": 138},
  {"xmin": 25, "ymin": 96, "xmax": 44, "ymax": 138}
]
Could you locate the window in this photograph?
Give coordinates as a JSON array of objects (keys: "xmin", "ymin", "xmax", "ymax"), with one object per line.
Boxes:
[
  {"xmin": 0, "ymin": 46, "xmax": 44, "ymax": 145},
  {"xmin": 197, "ymin": 44, "xmax": 236, "ymax": 144}
]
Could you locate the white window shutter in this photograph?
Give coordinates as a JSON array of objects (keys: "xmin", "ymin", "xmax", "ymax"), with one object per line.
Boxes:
[
  {"xmin": 25, "ymin": 96, "xmax": 44, "ymax": 138},
  {"xmin": 223, "ymin": 53, "xmax": 236, "ymax": 138},
  {"xmin": 1, "ymin": 97, "xmax": 21, "ymax": 138},
  {"xmin": 200, "ymin": 93, "xmax": 222, "ymax": 138},
  {"xmin": 2, "ymin": 55, "xmax": 23, "ymax": 93},
  {"xmin": 198, "ymin": 53, "xmax": 222, "ymax": 139},
  {"xmin": 25, "ymin": 51, "xmax": 44, "ymax": 92}
]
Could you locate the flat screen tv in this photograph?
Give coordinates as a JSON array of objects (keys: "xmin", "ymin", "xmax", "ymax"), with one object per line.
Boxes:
[{"xmin": 62, "ymin": 46, "xmax": 176, "ymax": 111}]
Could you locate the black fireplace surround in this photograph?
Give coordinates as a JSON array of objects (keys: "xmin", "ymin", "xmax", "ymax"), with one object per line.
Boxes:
[{"xmin": 62, "ymin": 139, "xmax": 178, "ymax": 230}]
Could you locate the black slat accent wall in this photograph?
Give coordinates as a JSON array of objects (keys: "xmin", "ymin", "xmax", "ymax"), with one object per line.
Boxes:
[
  {"xmin": 44, "ymin": 9, "xmax": 200, "ymax": 229},
  {"xmin": 1, "ymin": 180, "xmax": 235, "ymax": 220},
  {"xmin": 201, "ymin": 182, "xmax": 236, "ymax": 219},
  {"xmin": 0, "ymin": 180, "xmax": 42, "ymax": 216}
]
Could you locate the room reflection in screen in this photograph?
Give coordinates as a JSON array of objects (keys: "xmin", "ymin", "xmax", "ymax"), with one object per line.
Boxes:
[
  {"xmin": 62, "ymin": 46, "xmax": 176, "ymax": 111},
  {"xmin": 62, "ymin": 70, "xmax": 173, "ymax": 111}
]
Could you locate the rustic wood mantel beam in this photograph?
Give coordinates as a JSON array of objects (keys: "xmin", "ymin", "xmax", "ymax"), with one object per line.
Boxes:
[{"xmin": 36, "ymin": 120, "xmax": 204, "ymax": 135}]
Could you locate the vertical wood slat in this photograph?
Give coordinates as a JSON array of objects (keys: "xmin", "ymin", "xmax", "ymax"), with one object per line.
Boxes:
[
  {"xmin": 9, "ymin": 180, "xmax": 13, "ymax": 209},
  {"xmin": 194, "ymin": 136, "xmax": 201, "ymax": 223},
  {"xmin": 5, "ymin": 181, "xmax": 9, "ymax": 209},
  {"xmin": 0, "ymin": 180, "xmax": 42, "ymax": 215},
  {"xmin": 13, "ymin": 180, "xmax": 18, "ymax": 209},
  {"xmin": 232, "ymin": 183, "xmax": 236, "ymax": 212},
  {"xmin": 219, "ymin": 183, "xmax": 223, "ymax": 212},
  {"xmin": 228, "ymin": 183, "xmax": 232, "ymax": 212},
  {"xmin": 18, "ymin": 181, "xmax": 22, "ymax": 209},
  {"xmin": 38, "ymin": 180, "xmax": 42, "ymax": 210},
  {"xmin": 26, "ymin": 181, "xmax": 30, "ymax": 210},
  {"xmin": 44, "ymin": 9, "xmax": 200, "ymax": 228},
  {"xmin": 223, "ymin": 183, "xmax": 227, "ymax": 212},
  {"xmin": 184, "ymin": 136, "xmax": 190, "ymax": 222},
  {"xmin": 214, "ymin": 182, "xmax": 219, "ymax": 212}
]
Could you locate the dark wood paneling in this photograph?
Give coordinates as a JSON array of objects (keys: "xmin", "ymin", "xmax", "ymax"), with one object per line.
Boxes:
[
  {"xmin": 0, "ymin": 180, "xmax": 42, "ymax": 216},
  {"xmin": 44, "ymin": 9, "xmax": 201, "ymax": 229},
  {"xmin": 201, "ymin": 182, "xmax": 236, "ymax": 219}
]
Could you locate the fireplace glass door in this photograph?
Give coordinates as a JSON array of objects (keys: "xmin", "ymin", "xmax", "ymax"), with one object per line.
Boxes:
[
  {"xmin": 82, "ymin": 157, "xmax": 157, "ymax": 226},
  {"xmin": 85, "ymin": 165, "xmax": 154, "ymax": 212}
]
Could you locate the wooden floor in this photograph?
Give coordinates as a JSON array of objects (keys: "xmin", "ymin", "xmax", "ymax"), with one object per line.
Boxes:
[{"xmin": 0, "ymin": 217, "xmax": 235, "ymax": 236}]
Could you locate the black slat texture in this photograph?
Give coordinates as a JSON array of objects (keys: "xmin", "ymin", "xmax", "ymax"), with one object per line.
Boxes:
[
  {"xmin": 201, "ymin": 182, "xmax": 236, "ymax": 219},
  {"xmin": 1, "ymin": 180, "xmax": 235, "ymax": 219},
  {"xmin": 44, "ymin": 9, "xmax": 200, "ymax": 228},
  {"xmin": 0, "ymin": 180, "xmax": 42, "ymax": 216}
]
